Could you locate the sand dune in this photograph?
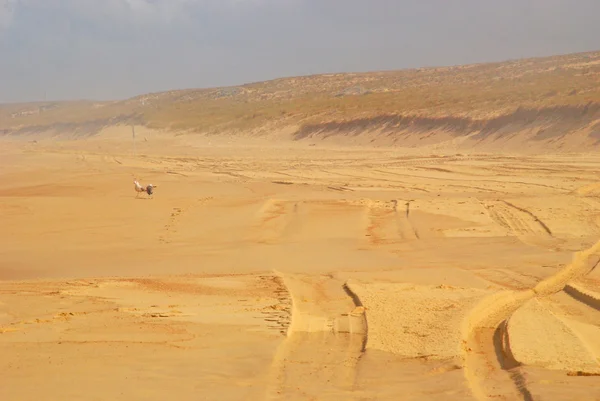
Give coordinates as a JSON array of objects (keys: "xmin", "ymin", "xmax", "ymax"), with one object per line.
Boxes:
[
  {"xmin": 3, "ymin": 51, "xmax": 600, "ymax": 154},
  {"xmin": 3, "ymin": 132, "xmax": 600, "ymax": 400}
]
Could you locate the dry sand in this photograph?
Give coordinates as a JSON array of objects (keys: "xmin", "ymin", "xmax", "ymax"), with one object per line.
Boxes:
[{"xmin": 3, "ymin": 128, "xmax": 600, "ymax": 400}]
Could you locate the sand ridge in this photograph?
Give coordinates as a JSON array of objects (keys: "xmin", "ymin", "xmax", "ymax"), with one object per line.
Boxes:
[{"xmin": 461, "ymin": 240, "xmax": 600, "ymax": 400}]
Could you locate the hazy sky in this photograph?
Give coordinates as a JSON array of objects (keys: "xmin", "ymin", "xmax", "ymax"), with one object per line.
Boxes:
[{"xmin": 0, "ymin": 0, "xmax": 598, "ymax": 103}]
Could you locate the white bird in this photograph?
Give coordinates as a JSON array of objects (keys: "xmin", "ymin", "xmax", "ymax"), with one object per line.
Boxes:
[{"xmin": 133, "ymin": 179, "xmax": 156, "ymax": 198}]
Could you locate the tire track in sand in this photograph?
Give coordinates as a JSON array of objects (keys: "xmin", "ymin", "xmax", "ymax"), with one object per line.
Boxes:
[
  {"xmin": 250, "ymin": 199, "xmax": 299, "ymax": 245},
  {"xmin": 364, "ymin": 199, "xmax": 418, "ymax": 247},
  {"xmin": 482, "ymin": 200, "xmax": 552, "ymax": 238},
  {"xmin": 462, "ymin": 240, "xmax": 600, "ymax": 401},
  {"xmin": 264, "ymin": 271, "xmax": 368, "ymax": 401},
  {"xmin": 481, "ymin": 200, "xmax": 556, "ymax": 249}
]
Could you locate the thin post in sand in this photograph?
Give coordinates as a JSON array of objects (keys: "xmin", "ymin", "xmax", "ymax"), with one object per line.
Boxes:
[{"xmin": 131, "ymin": 125, "xmax": 136, "ymax": 157}]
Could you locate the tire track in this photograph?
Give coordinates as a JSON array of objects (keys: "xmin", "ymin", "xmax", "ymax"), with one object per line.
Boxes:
[
  {"xmin": 251, "ymin": 199, "xmax": 299, "ymax": 245},
  {"xmin": 264, "ymin": 271, "xmax": 368, "ymax": 400},
  {"xmin": 402, "ymin": 199, "xmax": 420, "ymax": 240},
  {"xmin": 280, "ymin": 272, "xmax": 367, "ymax": 335},
  {"xmin": 365, "ymin": 200, "xmax": 397, "ymax": 246},
  {"xmin": 473, "ymin": 268, "xmax": 544, "ymax": 291},
  {"xmin": 462, "ymin": 240, "xmax": 600, "ymax": 401},
  {"xmin": 364, "ymin": 199, "xmax": 418, "ymax": 247},
  {"xmin": 494, "ymin": 321, "xmax": 535, "ymax": 401},
  {"xmin": 375, "ymin": 169, "xmax": 499, "ymax": 193},
  {"xmin": 501, "ymin": 201, "xmax": 553, "ymax": 236},
  {"xmin": 482, "ymin": 200, "xmax": 553, "ymax": 243},
  {"xmin": 375, "ymin": 168, "xmax": 565, "ymax": 193}
]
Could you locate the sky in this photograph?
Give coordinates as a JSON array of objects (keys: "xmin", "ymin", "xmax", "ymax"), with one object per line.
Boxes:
[{"xmin": 0, "ymin": 0, "xmax": 598, "ymax": 103}]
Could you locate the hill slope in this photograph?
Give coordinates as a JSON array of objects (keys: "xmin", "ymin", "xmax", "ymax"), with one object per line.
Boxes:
[{"xmin": 2, "ymin": 50, "xmax": 600, "ymax": 152}]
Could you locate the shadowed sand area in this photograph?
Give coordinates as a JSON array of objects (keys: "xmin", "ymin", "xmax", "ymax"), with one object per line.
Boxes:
[{"xmin": 3, "ymin": 133, "xmax": 600, "ymax": 400}]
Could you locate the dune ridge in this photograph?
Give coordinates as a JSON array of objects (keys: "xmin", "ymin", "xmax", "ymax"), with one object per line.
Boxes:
[
  {"xmin": 2, "ymin": 50, "xmax": 600, "ymax": 153},
  {"xmin": 461, "ymin": 240, "xmax": 600, "ymax": 400}
]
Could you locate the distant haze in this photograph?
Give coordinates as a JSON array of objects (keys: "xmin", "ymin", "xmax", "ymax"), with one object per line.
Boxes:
[{"xmin": 0, "ymin": 0, "xmax": 598, "ymax": 103}]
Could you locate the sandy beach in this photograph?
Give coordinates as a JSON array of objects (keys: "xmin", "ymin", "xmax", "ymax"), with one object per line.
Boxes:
[{"xmin": 2, "ymin": 129, "xmax": 600, "ymax": 400}]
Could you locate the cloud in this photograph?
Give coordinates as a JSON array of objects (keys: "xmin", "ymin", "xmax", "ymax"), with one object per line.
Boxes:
[
  {"xmin": 2, "ymin": 0, "xmax": 599, "ymax": 103},
  {"xmin": 1, "ymin": 0, "xmax": 280, "ymax": 29},
  {"xmin": 0, "ymin": 0, "xmax": 16, "ymax": 29},
  {"xmin": 101, "ymin": 0, "xmax": 203, "ymax": 24},
  {"xmin": 0, "ymin": 0, "xmax": 186, "ymax": 31}
]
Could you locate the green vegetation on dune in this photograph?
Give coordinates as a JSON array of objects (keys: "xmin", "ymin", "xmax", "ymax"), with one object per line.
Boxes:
[{"xmin": 1, "ymin": 50, "xmax": 599, "ymax": 135}]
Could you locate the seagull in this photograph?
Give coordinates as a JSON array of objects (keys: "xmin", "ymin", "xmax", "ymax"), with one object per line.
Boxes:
[{"xmin": 134, "ymin": 179, "xmax": 156, "ymax": 198}]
